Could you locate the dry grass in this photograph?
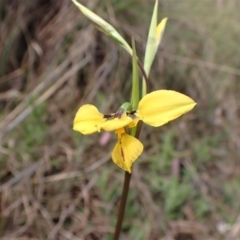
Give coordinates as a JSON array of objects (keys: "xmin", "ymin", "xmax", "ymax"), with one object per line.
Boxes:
[{"xmin": 1, "ymin": 0, "xmax": 240, "ymax": 239}]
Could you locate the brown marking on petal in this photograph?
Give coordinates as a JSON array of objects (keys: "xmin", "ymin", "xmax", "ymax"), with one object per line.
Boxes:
[
  {"xmin": 120, "ymin": 147, "xmax": 125, "ymax": 161},
  {"xmin": 119, "ymin": 137, "xmax": 125, "ymax": 161},
  {"xmin": 127, "ymin": 110, "xmax": 136, "ymax": 115},
  {"xmin": 127, "ymin": 110, "xmax": 137, "ymax": 119},
  {"xmin": 104, "ymin": 114, "xmax": 114, "ymax": 120}
]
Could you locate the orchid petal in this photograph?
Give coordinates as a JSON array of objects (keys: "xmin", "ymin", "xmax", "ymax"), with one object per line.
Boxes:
[
  {"xmin": 73, "ymin": 104, "xmax": 105, "ymax": 134},
  {"xmin": 101, "ymin": 113, "xmax": 132, "ymax": 131},
  {"xmin": 138, "ymin": 90, "xmax": 196, "ymax": 127},
  {"xmin": 112, "ymin": 130, "xmax": 143, "ymax": 173}
]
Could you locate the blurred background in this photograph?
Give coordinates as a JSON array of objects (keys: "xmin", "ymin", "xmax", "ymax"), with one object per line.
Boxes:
[{"xmin": 1, "ymin": 0, "xmax": 240, "ymax": 239}]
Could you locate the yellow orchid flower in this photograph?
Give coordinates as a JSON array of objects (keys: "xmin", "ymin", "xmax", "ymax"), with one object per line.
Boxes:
[{"xmin": 73, "ymin": 90, "xmax": 196, "ymax": 172}]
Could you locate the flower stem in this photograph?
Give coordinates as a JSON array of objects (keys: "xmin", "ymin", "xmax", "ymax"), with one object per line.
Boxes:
[
  {"xmin": 113, "ymin": 122, "xmax": 142, "ymax": 239},
  {"xmin": 113, "ymin": 171, "xmax": 132, "ymax": 240}
]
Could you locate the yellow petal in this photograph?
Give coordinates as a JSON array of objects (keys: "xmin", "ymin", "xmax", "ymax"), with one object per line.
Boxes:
[
  {"xmin": 101, "ymin": 113, "xmax": 132, "ymax": 131},
  {"xmin": 127, "ymin": 118, "xmax": 140, "ymax": 128},
  {"xmin": 138, "ymin": 90, "xmax": 196, "ymax": 127},
  {"xmin": 156, "ymin": 18, "xmax": 168, "ymax": 46},
  {"xmin": 115, "ymin": 128, "xmax": 125, "ymax": 135},
  {"xmin": 112, "ymin": 132, "xmax": 143, "ymax": 173},
  {"xmin": 73, "ymin": 104, "xmax": 105, "ymax": 135}
]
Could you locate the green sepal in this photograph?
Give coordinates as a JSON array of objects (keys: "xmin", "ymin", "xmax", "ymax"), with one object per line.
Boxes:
[{"xmin": 115, "ymin": 102, "xmax": 132, "ymax": 118}]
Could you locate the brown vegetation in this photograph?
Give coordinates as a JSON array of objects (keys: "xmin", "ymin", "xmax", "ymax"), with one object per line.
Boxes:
[{"xmin": 1, "ymin": 0, "xmax": 240, "ymax": 239}]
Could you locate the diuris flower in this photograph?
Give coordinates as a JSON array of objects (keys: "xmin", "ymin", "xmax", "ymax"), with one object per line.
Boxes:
[{"xmin": 73, "ymin": 90, "xmax": 196, "ymax": 172}]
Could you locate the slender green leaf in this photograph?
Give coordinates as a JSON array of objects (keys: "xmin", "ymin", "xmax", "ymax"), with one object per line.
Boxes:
[
  {"xmin": 143, "ymin": 0, "xmax": 159, "ymax": 78},
  {"xmin": 72, "ymin": 0, "xmax": 132, "ymax": 55},
  {"xmin": 142, "ymin": 0, "xmax": 167, "ymax": 96}
]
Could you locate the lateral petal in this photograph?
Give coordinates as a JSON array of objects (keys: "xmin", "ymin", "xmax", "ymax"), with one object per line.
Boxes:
[
  {"xmin": 138, "ymin": 90, "xmax": 196, "ymax": 127},
  {"xmin": 112, "ymin": 132, "xmax": 143, "ymax": 173},
  {"xmin": 73, "ymin": 104, "xmax": 105, "ymax": 135},
  {"xmin": 101, "ymin": 113, "xmax": 132, "ymax": 131}
]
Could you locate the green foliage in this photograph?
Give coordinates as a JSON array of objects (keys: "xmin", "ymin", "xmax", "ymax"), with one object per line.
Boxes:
[
  {"xmin": 192, "ymin": 132, "xmax": 226, "ymax": 164},
  {"xmin": 193, "ymin": 198, "xmax": 211, "ymax": 220},
  {"xmin": 15, "ymin": 102, "xmax": 47, "ymax": 156},
  {"xmin": 161, "ymin": 177, "xmax": 191, "ymax": 219},
  {"xmin": 110, "ymin": 0, "xmax": 138, "ymax": 11},
  {"xmin": 159, "ymin": 130, "xmax": 176, "ymax": 171},
  {"xmin": 96, "ymin": 169, "xmax": 122, "ymax": 204}
]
